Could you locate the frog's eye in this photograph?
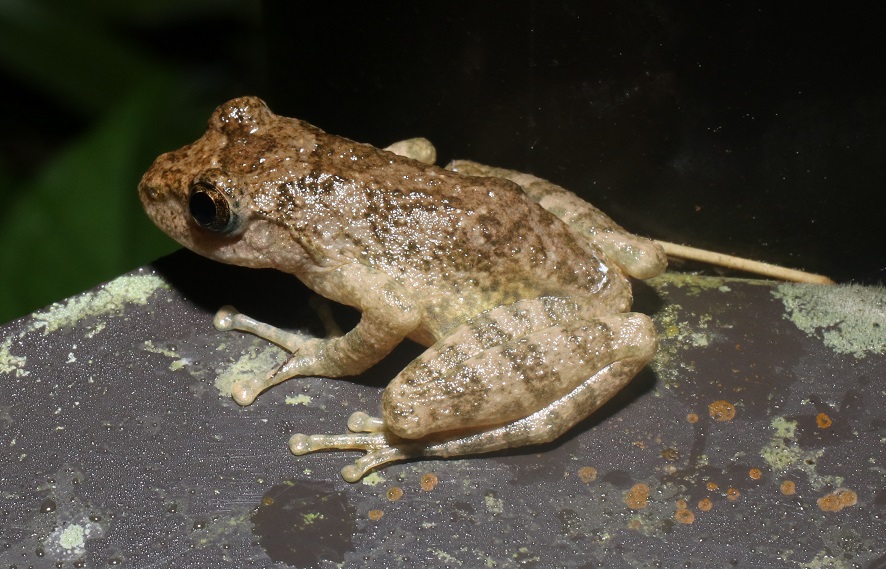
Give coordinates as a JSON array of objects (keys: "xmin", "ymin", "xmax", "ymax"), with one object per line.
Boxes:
[{"xmin": 189, "ymin": 182, "xmax": 238, "ymax": 233}]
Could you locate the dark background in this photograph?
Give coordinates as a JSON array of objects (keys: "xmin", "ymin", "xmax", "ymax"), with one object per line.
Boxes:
[{"xmin": 2, "ymin": 1, "xmax": 884, "ymax": 324}]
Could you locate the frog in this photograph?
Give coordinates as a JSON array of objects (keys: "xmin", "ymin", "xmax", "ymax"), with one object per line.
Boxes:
[{"xmin": 138, "ymin": 96, "xmax": 667, "ymax": 482}]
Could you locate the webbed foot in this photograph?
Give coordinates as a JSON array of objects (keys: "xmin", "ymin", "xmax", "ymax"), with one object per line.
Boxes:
[{"xmin": 290, "ymin": 412, "xmax": 417, "ymax": 482}]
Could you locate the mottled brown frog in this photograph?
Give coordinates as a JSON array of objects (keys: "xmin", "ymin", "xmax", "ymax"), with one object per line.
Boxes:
[{"xmin": 139, "ymin": 96, "xmax": 666, "ymax": 481}]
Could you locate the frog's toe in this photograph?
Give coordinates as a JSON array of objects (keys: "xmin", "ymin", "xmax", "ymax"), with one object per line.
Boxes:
[
  {"xmin": 288, "ymin": 433, "xmax": 313, "ymax": 455},
  {"xmin": 288, "ymin": 431, "xmax": 388, "ymax": 454},
  {"xmin": 347, "ymin": 412, "xmax": 386, "ymax": 433},
  {"xmin": 341, "ymin": 447, "xmax": 408, "ymax": 482},
  {"xmin": 231, "ymin": 360, "xmax": 298, "ymax": 405},
  {"xmin": 213, "ymin": 305, "xmax": 239, "ymax": 330},
  {"xmin": 231, "ymin": 379, "xmax": 259, "ymax": 406}
]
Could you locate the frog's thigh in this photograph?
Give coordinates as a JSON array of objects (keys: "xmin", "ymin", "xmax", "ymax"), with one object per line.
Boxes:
[
  {"xmin": 382, "ymin": 312, "xmax": 656, "ymax": 440},
  {"xmin": 398, "ymin": 296, "xmax": 604, "ymax": 383},
  {"xmin": 446, "ymin": 159, "xmax": 666, "ymax": 279}
]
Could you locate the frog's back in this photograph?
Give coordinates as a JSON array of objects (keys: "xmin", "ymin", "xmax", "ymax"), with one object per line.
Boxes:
[{"xmin": 280, "ymin": 133, "xmax": 631, "ymax": 339}]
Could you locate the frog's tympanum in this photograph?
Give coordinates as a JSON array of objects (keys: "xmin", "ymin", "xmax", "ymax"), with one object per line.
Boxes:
[{"xmin": 139, "ymin": 97, "xmax": 666, "ymax": 482}]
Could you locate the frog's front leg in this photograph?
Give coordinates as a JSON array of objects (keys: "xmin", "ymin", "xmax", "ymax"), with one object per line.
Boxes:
[
  {"xmin": 290, "ymin": 299, "xmax": 656, "ymax": 481},
  {"xmin": 215, "ymin": 263, "xmax": 421, "ymax": 405}
]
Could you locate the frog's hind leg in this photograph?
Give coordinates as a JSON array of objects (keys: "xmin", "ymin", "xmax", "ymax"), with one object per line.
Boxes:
[
  {"xmin": 415, "ymin": 347, "xmax": 651, "ymax": 460},
  {"xmin": 288, "ymin": 297, "xmax": 607, "ymax": 480},
  {"xmin": 446, "ymin": 160, "xmax": 666, "ymax": 279},
  {"xmin": 290, "ymin": 310, "xmax": 657, "ymax": 481},
  {"xmin": 382, "ymin": 311, "xmax": 657, "ymax": 441}
]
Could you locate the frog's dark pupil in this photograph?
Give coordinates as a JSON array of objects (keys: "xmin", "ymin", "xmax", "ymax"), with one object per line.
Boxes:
[
  {"xmin": 189, "ymin": 185, "xmax": 232, "ymax": 232},
  {"xmin": 190, "ymin": 190, "xmax": 218, "ymax": 225}
]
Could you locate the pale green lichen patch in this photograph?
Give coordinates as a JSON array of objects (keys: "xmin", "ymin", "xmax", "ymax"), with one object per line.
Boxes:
[
  {"xmin": 58, "ymin": 524, "xmax": 85, "ymax": 550},
  {"xmin": 191, "ymin": 506, "xmax": 254, "ymax": 548},
  {"xmin": 772, "ymin": 416, "xmax": 797, "ymax": 440},
  {"xmin": 43, "ymin": 519, "xmax": 99, "ymax": 559},
  {"xmin": 285, "ymin": 394, "xmax": 312, "ymax": 406},
  {"xmin": 647, "ymin": 273, "xmax": 763, "ymax": 296},
  {"xmin": 301, "ymin": 512, "xmax": 324, "ymax": 525},
  {"xmin": 0, "ymin": 336, "xmax": 28, "ymax": 377},
  {"xmin": 760, "ymin": 417, "xmax": 804, "ymax": 472},
  {"xmin": 142, "ymin": 340, "xmax": 180, "ymax": 359},
  {"xmin": 213, "ymin": 342, "xmax": 285, "ymax": 398},
  {"xmin": 143, "ymin": 340, "xmax": 190, "ymax": 372},
  {"xmin": 30, "ymin": 273, "xmax": 169, "ymax": 335},
  {"xmin": 801, "ymin": 551, "xmax": 853, "ymax": 569},
  {"xmin": 361, "ymin": 472, "xmax": 386, "ymax": 486},
  {"xmin": 484, "ymin": 493, "xmax": 504, "ymax": 514},
  {"xmin": 649, "ymin": 303, "xmax": 713, "ymax": 387},
  {"xmin": 772, "ymin": 283, "xmax": 885, "ymax": 358},
  {"xmin": 430, "ymin": 549, "xmax": 462, "ymax": 565},
  {"xmin": 760, "ymin": 416, "xmax": 841, "ymax": 489}
]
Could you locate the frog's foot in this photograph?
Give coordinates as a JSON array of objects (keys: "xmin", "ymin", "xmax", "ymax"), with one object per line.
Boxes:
[
  {"xmin": 213, "ymin": 305, "xmax": 307, "ymax": 352},
  {"xmin": 384, "ymin": 138, "xmax": 437, "ymax": 165},
  {"xmin": 230, "ymin": 346, "xmax": 327, "ymax": 405},
  {"xmin": 230, "ymin": 363, "xmax": 286, "ymax": 406},
  {"xmin": 290, "ymin": 412, "xmax": 418, "ymax": 482},
  {"xmin": 214, "ymin": 305, "xmax": 326, "ymax": 405}
]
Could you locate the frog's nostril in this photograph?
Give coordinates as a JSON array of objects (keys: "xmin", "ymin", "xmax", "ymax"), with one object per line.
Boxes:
[{"xmin": 138, "ymin": 183, "xmax": 160, "ymax": 201}]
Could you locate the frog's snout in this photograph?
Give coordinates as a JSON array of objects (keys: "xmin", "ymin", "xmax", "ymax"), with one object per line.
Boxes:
[
  {"xmin": 138, "ymin": 159, "xmax": 178, "ymax": 206},
  {"xmin": 138, "ymin": 179, "xmax": 160, "ymax": 202}
]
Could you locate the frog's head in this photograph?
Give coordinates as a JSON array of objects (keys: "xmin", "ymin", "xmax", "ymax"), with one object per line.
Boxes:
[{"xmin": 138, "ymin": 96, "xmax": 318, "ymax": 272}]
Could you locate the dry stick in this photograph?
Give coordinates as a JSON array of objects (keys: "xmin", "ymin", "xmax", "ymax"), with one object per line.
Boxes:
[{"xmin": 656, "ymin": 240, "xmax": 836, "ymax": 285}]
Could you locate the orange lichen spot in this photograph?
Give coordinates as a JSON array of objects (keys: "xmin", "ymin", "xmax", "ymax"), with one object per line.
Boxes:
[
  {"xmin": 661, "ymin": 448, "xmax": 680, "ymax": 461},
  {"xmin": 817, "ymin": 493, "xmax": 841, "ymax": 512},
  {"xmin": 837, "ymin": 488, "xmax": 858, "ymax": 507},
  {"xmin": 577, "ymin": 466, "xmax": 598, "ymax": 484},
  {"xmin": 676, "ymin": 499, "xmax": 688, "ymax": 509},
  {"xmin": 675, "ymin": 508, "xmax": 695, "ymax": 524},
  {"xmin": 818, "ymin": 488, "xmax": 858, "ymax": 512},
  {"xmin": 386, "ymin": 486, "xmax": 403, "ymax": 501},
  {"xmin": 780, "ymin": 480, "xmax": 796, "ymax": 495},
  {"xmin": 726, "ymin": 488, "xmax": 741, "ymax": 501},
  {"xmin": 624, "ymin": 483, "xmax": 651, "ymax": 510},
  {"xmin": 816, "ymin": 413, "xmax": 833, "ymax": 429},
  {"xmin": 709, "ymin": 400, "xmax": 736, "ymax": 421},
  {"xmin": 818, "ymin": 488, "xmax": 859, "ymax": 512},
  {"xmin": 368, "ymin": 509, "xmax": 384, "ymax": 521},
  {"xmin": 698, "ymin": 498, "xmax": 713, "ymax": 511},
  {"xmin": 706, "ymin": 481, "xmax": 719, "ymax": 491},
  {"xmin": 420, "ymin": 473, "xmax": 439, "ymax": 492},
  {"xmin": 749, "ymin": 468, "xmax": 762, "ymax": 480},
  {"xmin": 686, "ymin": 413, "xmax": 699, "ymax": 424},
  {"xmin": 261, "ymin": 496, "xmax": 274, "ymax": 506}
]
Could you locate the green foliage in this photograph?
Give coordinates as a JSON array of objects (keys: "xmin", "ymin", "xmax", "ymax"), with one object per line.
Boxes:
[{"xmin": 0, "ymin": 0, "xmax": 259, "ymax": 324}]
